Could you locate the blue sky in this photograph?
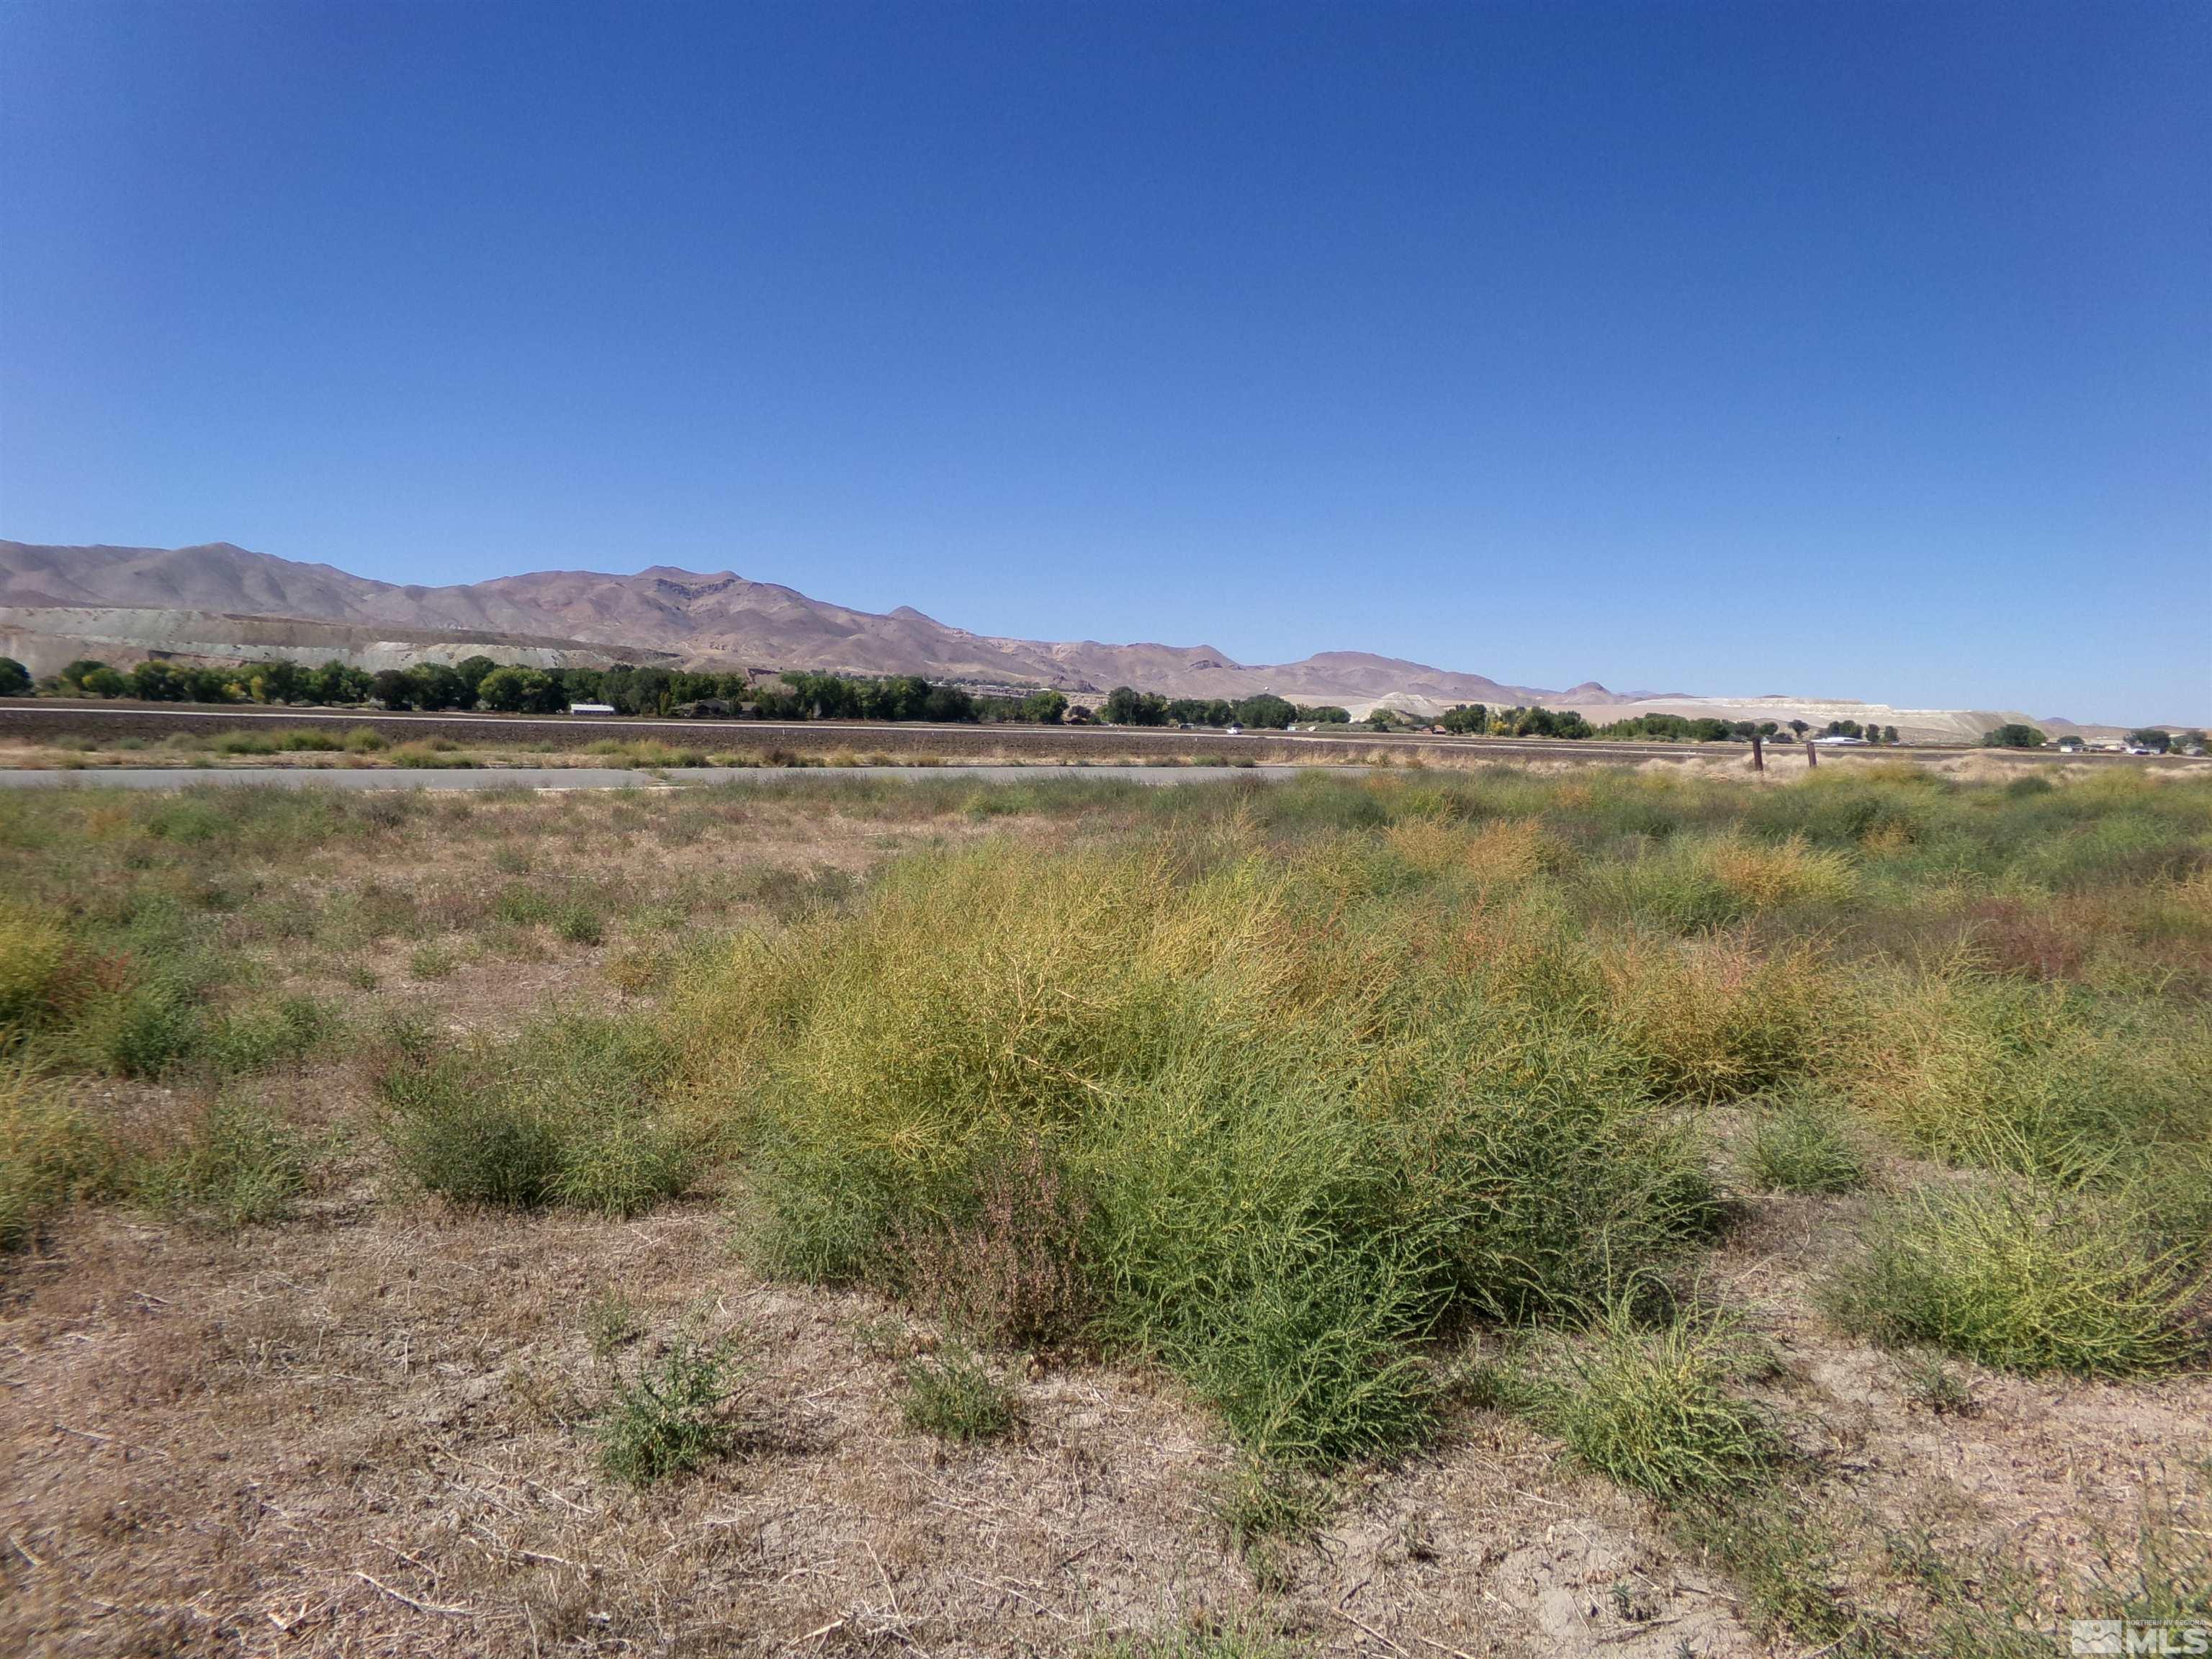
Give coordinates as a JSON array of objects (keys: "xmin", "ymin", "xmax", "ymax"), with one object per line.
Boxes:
[{"xmin": 2, "ymin": 2, "xmax": 2206, "ymax": 723}]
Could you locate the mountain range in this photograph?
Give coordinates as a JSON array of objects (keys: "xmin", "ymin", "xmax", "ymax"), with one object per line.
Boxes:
[
  {"xmin": 0, "ymin": 539, "xmax": 1639, "ymax": 707},
  {"xmin": 0, "ymin": 539, "xmax": 2106, "ymax": 740}
]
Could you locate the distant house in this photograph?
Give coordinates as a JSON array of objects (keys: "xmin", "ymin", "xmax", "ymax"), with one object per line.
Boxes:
[
  {"xmin": 2055, "ymin": 736, "xmax": 2085, "ymax": 752},
  {"xmin": 567, "ymin": 701, "xmax": 616, "ymax": 715},
  {"xmin": 1224, "ymin": 723, "xmax": 1244, "ymax": 735}
]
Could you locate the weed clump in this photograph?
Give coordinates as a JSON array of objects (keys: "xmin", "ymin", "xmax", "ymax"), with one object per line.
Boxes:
[
  {"xmin": 1518, "ymin": 1303, "xmax": 1779, "ymax": 1500},
  {"xmin": 132, "ymin": 1094, "xmax": 307, "ymax": 1226},
  {"xmin": 1827, "ymin": 1185, "xmax": 2207, "ymax": 1377},
  {"xmin": 377, "ymin": 1015, "xmax": 691, "ymax": 1214},
  {"xmin": 900, "ymin": 1344, "xmax": 1018, "ymax": 1442},
  {"xmin": 1742, "ymin": 1092, "xmax": 1868, "ymax": 1195},
  {"xmin": 0, "ymin": 1068, "xmax": 99, "ymax": 1251},
  {"xmin": 596, "ymin": 1336, "xmax": 738, "ymax": 1485},
  {"xmin": 693, "ymin": 840, "xmax": 1722, "ymax": 1467}
]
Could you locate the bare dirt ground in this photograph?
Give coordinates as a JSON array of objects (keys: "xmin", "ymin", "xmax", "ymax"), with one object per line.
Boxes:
[{"xmin": 4, "ymin": 780, "xmax": 2205, "ymax": 1658}]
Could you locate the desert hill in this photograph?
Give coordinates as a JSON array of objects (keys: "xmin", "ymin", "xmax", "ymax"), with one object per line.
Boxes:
[
  {"xmin": 0, "ymin": 540, "xmax": 1577, "ymax": 705},
  {"xmin": 0, "ymin": 539, "xmax": 2116, "ymax": 740}
]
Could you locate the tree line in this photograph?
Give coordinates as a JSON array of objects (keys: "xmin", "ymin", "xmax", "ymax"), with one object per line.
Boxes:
[
  {"xmin": 1431, "ymin": 704, "xmax": 1904, "ymax": 743},
  {"xmin": 0, "ymin": 655, "xmax": 1092, "ymax": 724},
  {"xmin": 1094, "ymin": 687, "xmax": 1349, "ymax": 729}
]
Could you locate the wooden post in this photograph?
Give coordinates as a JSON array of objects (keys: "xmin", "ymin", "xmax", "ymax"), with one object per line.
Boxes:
[
  {"xmin": 1804, "ymin": 737, "xmax": 1817, "ymax": 768},
  {"xmin": 1750, "ymin": 733, "xmax": 1765, "ymax": 773}
]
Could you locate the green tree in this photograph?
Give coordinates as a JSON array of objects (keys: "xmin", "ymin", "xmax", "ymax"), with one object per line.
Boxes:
[
  {"xmin": 477, "ymin": 666, "xmax": 552, "ymax": 712},
  {"xmin": 2125, "ymin": 728, "xmax": 2171, "ymax": 754},
  {"xmin": 0, "ymin": 657, "xmax": 29, "ymax": 697},
  {"xmin": 922, "ymin": 683, "xmax": 977, "ymax": 722},
  {"xmin": 1881, "ymin": 725, "xmax": 1899, "ymax": 745},
  {"xmin": 455, "ymin": 656, "xmax": 499, "ymax": 696},
  {"xmin": 185, "ymin": 666, "xmax": 238, "ymax": 703},
  {"xmin": 1440, "ymin": 703, "xmax": 1489, "ymax": 735},
  {"xmin": 370, "ymin": 669, "xmax": 417, "ymax": 709},
  {"xmin": 410, "ymin": 663, "xmax": 472, "ymax": 711},
  {"xmin": 1232, "ymin": 693, "xmax": 1296, "ymax": 729},
  {"xmin": 307, "ymin": 661, "xmax": 372, "ymax": 703},
  {"xmin": 79, "ymin": 665, "xmax": 129, "ymax": 697},
  {"xmin": 1786, "ymin": 719, "xmax": 1809, "ymax": 737},
  {"xmin": 129, "ymin": 660, "xmax": 187, "ymax": 701},
  {"xmin": 1100, "ymin": 685, "xmax": 1169, "ymax": 726},
  {"xmin": 1981, "ymin": 723, "xmax": 2047, "ymax": 749},
  {"xmin": 1018, "ymin": 688, "xmax": 1068, "ymax": 724}
]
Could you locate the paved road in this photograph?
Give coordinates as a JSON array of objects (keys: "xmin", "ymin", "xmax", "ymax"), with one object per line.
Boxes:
[{"xmin": 0, "ymin": 764, "xmax": 1333, "ymax": 791}]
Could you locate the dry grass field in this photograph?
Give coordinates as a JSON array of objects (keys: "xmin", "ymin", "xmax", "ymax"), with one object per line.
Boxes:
[{"xmin": 3, "ymin": 765, "xmax": 2208, "ymax": 1658}]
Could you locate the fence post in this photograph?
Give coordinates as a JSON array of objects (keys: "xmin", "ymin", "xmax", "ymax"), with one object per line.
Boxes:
[
  {"xmin": 1750, "ymin": 733, "xmax": 1765, "ymax": 773},
  {"xmin": 1804, "ymin": 737, "xmax": 1817, "ymax": 768}
]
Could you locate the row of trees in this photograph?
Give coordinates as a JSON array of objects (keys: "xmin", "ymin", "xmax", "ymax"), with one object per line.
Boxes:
[
  {"xmin": 1986, "ymin": 724, "xmax": 2203, "ymax": 752},
  {"xmin": 6, "ymin": 655, "xmax": 1092, "ymax": 727},
  {"xmin": 1439, "ymin": 703, "xmax": 1597, "ymax": 739},
  {"xmin": 2121, "ymin": 727, "xmax": 2203, "ymax": 754},
  {"xmin": 1434, "ymin": 705, "xmax": 1907, "ymax": 744},
  {"xmin": 1094, "ymin": 687, "xmax": 1349, "ymax": 729}
]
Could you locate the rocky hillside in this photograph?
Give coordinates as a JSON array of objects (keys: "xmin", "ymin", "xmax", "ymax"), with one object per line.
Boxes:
[{"xmin": 0, "ymin": 540, "xmax": 2111, "ymax": 738}]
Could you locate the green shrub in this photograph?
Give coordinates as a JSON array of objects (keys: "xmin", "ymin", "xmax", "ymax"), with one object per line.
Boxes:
[
  {"xmin": 596, "ymin": 1336, "xmax": 737, "ymax": 1485},
  {"xmin": 132, "ymin": 1094, "xmax": 307, "ymax": 1226},
  {"xmin": 1520, "ymin": 1303, "xmax": 1779, "ymax": 1500},
  {"xmin": 202, "ymin": 996, "xmax": 336, "ymax": 1074},
  {"xmin": 105, "ymin": 981, "xmax": 205, "ymax": 1076},
  {"xmin": 408, "ymin": 942, "xmax": 460, "ymax": 980},
  {"xmin": 553, "ymin": 902, "xmax": 604, "ymax": 945},
  {"xmin": 1588, "ymin": 831, "xmax": 1855, "ymax": 933},
  {"xmin": 0, "ymin": 905, "xmax": 81, "ymax": 1040},
  {"xmin": 0, "ymin": 1068, "xmax": 99, "ymax": 1251},
  {"xmin": 901, "ymin": 1344, "xmax": 1018, "ymax": 1442},
  {"xmin": 697, "ymin": 840, "xmax": 1721, "ymax": 1467},
  {"xmin": 1742, "ymin": 1093, "xmax": 1868, "ymax": 1195},
  {"xmin": 209, "ymin": 732, "xmax": 281, "ymax": 756},
  {"xmin": 1390, "ymin": 1007, "xmax": 1725, "ymax": 1322},
  {"xmin": 1859, "ymin": 976, "xmax": 2208, "ymax": 1186},
  {"xmin": 1827, "ymin": 1185, "xmax": 2207, "ymax": 1377},
  {"xmin": 377, "ymin": 1014, "xmax": 688, "ymax": 1214},
  {"xmin": 392, "ymin": 743, "xmax": 477, "ymax": 769}
]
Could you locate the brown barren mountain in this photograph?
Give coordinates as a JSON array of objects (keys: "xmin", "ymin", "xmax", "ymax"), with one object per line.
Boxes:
[
  {"xmin": 0, "ymin": 540, "xmax": 1570, "ymax": 703},
  {"xmin": 0, "ymin": 539, "xmax": 2114, "ymax": 739}
]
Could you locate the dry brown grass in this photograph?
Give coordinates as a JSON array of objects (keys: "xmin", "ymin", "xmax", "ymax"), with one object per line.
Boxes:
[{"xmin": 4, "ymin": 768, "xmax": 2208, "ymax": 1658}]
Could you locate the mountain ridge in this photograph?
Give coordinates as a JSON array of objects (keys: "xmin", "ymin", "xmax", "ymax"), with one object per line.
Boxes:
[
  {"xmin": 0, "ymin": 539, "xmax": 1585, "ymax": 707},
  {"xmin": 0, "ymin": 539, "xmax": 2132, "ymax": 739}
]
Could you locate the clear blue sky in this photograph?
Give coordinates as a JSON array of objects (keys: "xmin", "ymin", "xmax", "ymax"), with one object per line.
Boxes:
[{"xmin": 2, "ymin": 2, "xmax": 2206, "ymax": 722}]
